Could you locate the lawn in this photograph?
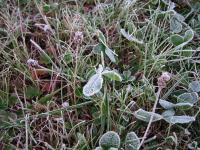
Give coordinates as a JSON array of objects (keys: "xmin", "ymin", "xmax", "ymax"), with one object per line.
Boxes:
[{"xmin": 0, "ymin": 0, "xmax": 200, "ymax": 149}]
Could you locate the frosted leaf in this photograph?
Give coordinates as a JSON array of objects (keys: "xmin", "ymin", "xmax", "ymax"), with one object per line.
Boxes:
[
  {"xmin": 159, "ymin": 99, "xmax": 175, "ymax": 109},
  {"xmin": 83, "ymin": 74, "xmax": 103, "ymax": 97},
  {"xmin": 161, "ymin": 109, "xmax": 175, "ymax": 118},
  {"xmin": 177, "ymin": 92, "xmax": 199, "ymax": 104},
  {"xmin": 99, "ymin": 131, "xmax": 120, "ymax": 149},
  {"xmin": 134, "ymin": 109, "xmax": 163, "ymax": 122},
  {"xmin": 125, "ymin": 132, "xmax": 140, "ymax": 150},
  {"xmin": 96, "ymin": 64, "xmax": 104, "ymax": 74},
  {"xmin": 105, "ymin": 48, "xmax": 117, "ymax": 63},
  {"xmin": 164, "ymin": 116, "xmax": 195, "ymax": 124},
  {"xmin": 170, "ymin": 17, "xmax": 182, "ymax": 33},
  {"xmin": 189, "ymin": 81, "xmax": 200, "ymax": 92},
  {"xmin": 120, "ymin": 29, "xmax": 144, "ymax": 44}
]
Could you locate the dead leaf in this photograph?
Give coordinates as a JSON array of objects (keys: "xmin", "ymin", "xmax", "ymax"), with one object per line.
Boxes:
[{"xmin": 31, "ymin": 68, "xmax": 49, "ymax": 80}]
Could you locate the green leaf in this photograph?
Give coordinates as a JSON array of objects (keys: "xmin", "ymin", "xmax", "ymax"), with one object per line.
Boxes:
[
  {"xmin": 125, "ymin": 132, "xmax": 140, "ymax": 150},
  {"xmin": 105, "ymin": 48, "xmax": 117, "ymax": 63},
  {"xmin": 159, "ymin": 99, "xmax": 175, "ymax": 109},
  {"xmin": 83, "ymin": 74, "xmax": 103, "ymax": 97},
  {"xmin": 102, "ymin": 70, "xmax": 122, "ymax": 81},
  {"xmin": 43, "ymin": 4, "xmax": 51, "ymax": 12},
  {"xmin": 43, "ymin": 3, "xmax": 58, "ymax": 12},
  {"xmin": 93, "ymin": 43, "xmax": 106, "ymax": 54},
  {"xmin": 175, "ymin": 102, "xmax": 193, "ymax": 110},
  {"xmin": 120, "ymin": 29, "xmax": 144, "ymax": 44},
  {"xmin": 164, "ymin": 116, "xmax": 195, "ymax": 124},
  {"xmin": 99, "ymin": 131, "xmax": 120, "ymax": 149},
  {"xmin": 189, "ymin": 81, "xmax": 200, "ymax": 92},
  {"xmin": 134, "ymin": 109, "xmax": 163, "ymax": 122},
  {"xmin": 174, "ymin": 29, "xmax": 194, "ymax": 49},
  {"xmin": 177, "ymin": 92, "xmax": 199, "ymax": 104},
  {"xmin": 170, "ymin": 34, "xmax": 184, "ymax": 46}
]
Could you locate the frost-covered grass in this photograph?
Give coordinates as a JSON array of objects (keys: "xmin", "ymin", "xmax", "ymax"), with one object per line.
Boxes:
[{"xmin": 0, "ymin": 0, "xmax": 200, "ymax": 149}]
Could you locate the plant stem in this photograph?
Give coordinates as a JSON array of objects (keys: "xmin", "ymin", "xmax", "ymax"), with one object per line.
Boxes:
[{"xmin": 137, "ymin": 87, "xmax": 162, "ymax": 150}]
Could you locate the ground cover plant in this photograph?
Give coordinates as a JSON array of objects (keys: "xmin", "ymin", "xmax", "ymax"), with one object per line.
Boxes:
[{"xmin": 0, "ymin": 0, "xmax": 200, "ymax": 149}]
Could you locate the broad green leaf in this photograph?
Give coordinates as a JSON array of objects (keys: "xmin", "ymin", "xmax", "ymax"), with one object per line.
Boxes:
[
  {"xmin": 164, "ymin": 116, "xmax": 195, "ymax": 124},
  {"xmin": 189, "ymin": 81, "xmax": 200, "ymax": 92},
  {"xmin": 175, "ymin": 102, "xmax": 193, "ymax": 110},
  {"xmin": 93, "ymin": 43, "xmax": 106, "ymax": 54},
  {"xmin": 120, "ymin": 29, "xmax": 144, "ymax": 44},
  {"xmin": 134, "ymin": 109, "xmax": 163, "ymax": 122},
  {"xmin": 177, "ymin": 92, "xmax": 199, "ymax": 104},
  {"xmin": 161, "ymin": 109, "xmax": 175, "ymax": 118},
  {"xmin": 83, "ymin": 74, "xmax": 103, "ymax": 97},
  {"xmin": 99, "ymin": 131, "xmax": 120, "ymax": 149},
  {"xmin": 105, "ymin": 48, "xmax": 117, "ymax": 63},
  {"xmin": 125, "ymin": 132, "xmax": 140, "ymax": 150},
  {"xmin": 170, "ymin": 17, "xmax": 182, "ymax": 33},
  {"xmin": 174, "ymin": 29, "xmax": 194, "ymax": 49},
  {"xmin": 170, "ymin": 34, "xmax": 184, "ymax": 46},
  {"xmin": 159, "ymin": 99, "xmax": 175, "ymax": 109},
  {"xmin": 102, "ymin": 70, "xmax": 122, "ymax": 81},
  {"xmin": 43, "ymin": 4, "xmax": 51, "ymax": 12}
]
